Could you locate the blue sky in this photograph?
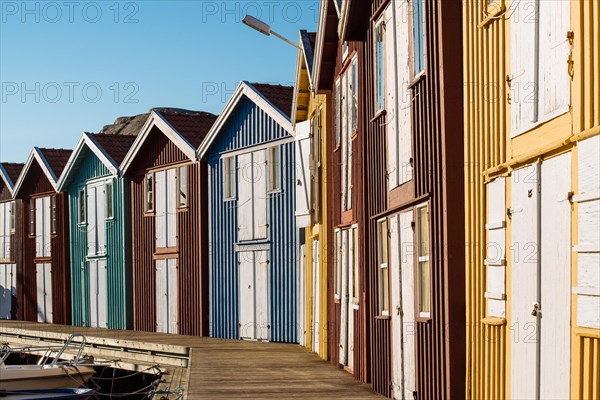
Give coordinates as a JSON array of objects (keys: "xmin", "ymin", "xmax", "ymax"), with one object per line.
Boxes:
[{"xmin": 0, "ymin": 0, "xmax": 318, "ymax": 162}]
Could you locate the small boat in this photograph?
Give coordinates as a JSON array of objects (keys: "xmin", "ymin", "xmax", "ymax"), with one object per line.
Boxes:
[
  {"xmin": 0, "ymin": 388, "xmax": 94, "ymax": 399},
  {"xmin": 0, "ymin": 334, "xmax": 96, "ymax": 396}
]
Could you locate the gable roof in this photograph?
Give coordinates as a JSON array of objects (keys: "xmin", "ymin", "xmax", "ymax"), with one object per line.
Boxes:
[
  {"xmin": 292, "ymin": 30, "xmax": 317, "ymax": 124},
  {"xmin": 0, "ymin": 163, "xmax": 24, "ymax": 193},
  {"xmin": 313, "ymin": 0, "xmax": 340, "ymax": 93},
  {"xmin": 197, "ymin": 81, "xmax": 294, "ymax": 159},
  {"xmin": 13, "ymin": 147, "xmax": 72, "ymax": 196},
  {"xmin": 56, "ymin": 132, "xmax": 137, "ymax": 191},
  {"xmin": 120, "ymin": 108, "xmax": 217, "ymax": 173}
]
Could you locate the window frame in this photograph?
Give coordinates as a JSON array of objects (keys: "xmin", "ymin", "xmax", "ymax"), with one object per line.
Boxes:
[
  {"xmin": 144, "ymin": 173, "xmax": 154, "ymax": 213},
  {"xmin": 267, "ymin": 146, "xmax": 281, "ymax": 193},
  {"xmin": 374, "ymin": 16, "xmax": 386, "ymax": 112},
  {"xmin": 410, "ymin": 0, "xmax": 426, "ymax": 81},
  {"xmin": 377, "ymin": 218, "xmax": 390, "ymax": 316},
  {"xmin": 177, "ymin": 166, "xmax": 188, "ymax": 209},
  {"xmin": 415, "ymin": 202, "xmax": 431, "ymax": 320},
  {"xmin": 50, "ymin": 195, "xmax": 57, "ymax": 235},
  {"xmin": 223, "ymin": 156, "xmax": 236, "ymax": 200},
  {"xmin": 105, "ymin": 180, "xmax": 114, "ymax": 219},
  {"xmin": 78, "ymin": 189, "xmax": 86, "ymax": 225}
]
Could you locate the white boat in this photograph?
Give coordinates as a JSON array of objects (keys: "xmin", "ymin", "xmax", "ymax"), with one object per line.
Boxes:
[{"xmin": 0, "ymin": 334, "xmax": 96, "ymax": 394}]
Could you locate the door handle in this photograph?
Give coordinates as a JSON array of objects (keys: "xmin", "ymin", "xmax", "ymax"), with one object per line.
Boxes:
[{"xmin": 531, "ymin": 302, "xmax": 541, "ymax": 317}]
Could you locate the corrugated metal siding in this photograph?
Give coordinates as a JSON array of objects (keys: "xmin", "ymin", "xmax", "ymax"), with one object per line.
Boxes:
[
  {"xmin": 66, "ymin": 149, "xmax": 132, "ymax": 330},
  {"xmin": 208, "ymin": 96, "xmax": 297, "ymax": 343},
  {"xmin": 128, "ymin": 130, "xmax": 208, "ymax": 336},
  {"xmin": 17, "ymin": 162, "xmax": 71, "ymax": 324}
]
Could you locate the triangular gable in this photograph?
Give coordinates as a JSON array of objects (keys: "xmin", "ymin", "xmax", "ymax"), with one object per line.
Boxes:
[
  {"xmin": 56, "ymin": 132, "xmax": 120, "ymax": 191},
  {"xmin": 13, "ymin": 147, "xmax": 63, "ymax": 196},
  {"xmin": 0, "ymin": 164, "xmax": 15, "ymax": 193},
  {"xmin": 197, "ymin": 81, "xmax": 294, "ymax": 159},
  {"xmin": 120, "ymin": 110, "xmax": 198, "ymax": 174},
  {"xmin": 292, "ymin": 30, "xmax": 316, "ymax": 125}
]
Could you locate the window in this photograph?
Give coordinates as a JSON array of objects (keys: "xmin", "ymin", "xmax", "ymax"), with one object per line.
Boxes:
[
  {"xmin": 374, "ymin": 18, "xmax": 386, "ymax": 111},
  {"xmin": 335, "ymin": 80, "xmax": 341, "ymax": 148},
  {"xmin": 417, "ymin": 204, "xmax": 431, "ymax": 317},
  {"xmin": 145, "ymin": 173, "xmax": 154, "ymax": 212},
  {"xmin": 105, "ymin": 181, "xmax": 114, "ymax": 219},
  {"xmin": 412, "ymin": 0, "xmax": 425, "ymax": 76},
  {"xmin": 9, "ymin": 201, "xmax": 15, "ymax": 233},
  {"xmin": 334, "ymin": 229, "xmax": 342, "ymax": 299},
  {"xmin": 267, "ymin": 146, "xmax": 281, "ymax": 192},
  {"xmin": 223, "ymin": 156, "xmax": 236, "ymax": 199},
  {"xmin": 78, "ymin": 189, "xmax": 86, "ymax": 224},
  {"xmin": 352, "ymin": 226, "xmax": 359, "ymax": 304},
  {"xmin": 50, "ymin": 195, "xmax": 57, "ymax": 234},
  {"xmin": 178, "ymin": 166, "xmax": 187, "ymax": 207},
  {"xmin": 378, "ymin": 219, "xmax": 389, "ymax": 315},
  {"xmin": 29, "ymin": 201, "xmax": 35, "ymax": 235}
]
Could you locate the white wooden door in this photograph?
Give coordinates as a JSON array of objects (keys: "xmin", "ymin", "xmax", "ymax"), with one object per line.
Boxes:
[
  {"xmin": 312, "ymin": 240, "xmax": 320, "ymax": 352},
  {"xmin": 347, "ymin": 228, "xmax": 355, "ymax": 370},
  {"xmin": 338, "ymin": 229, "xmax": 349, "ymax": 365},
  {"xmin": 239, "ymin": 251, "xmax": 256, "ymax": 339},
  {"xmin": 156, "ymin": 259, "xmax": 178, "ymax": 333},
  {"xmin": 36, "ymin": 263, "xmax": 53, "ymax": 323},
  {"xmin": 237, "ymin": 153, "xmax": 253, "ymax": 241},
  {"xmin": 510, "ymin": 163, "xmax": 540, "ymax": 400},
  {"xmin": 298, "ymin": 244, "xmax": 306, "ymax": 347},
  {"xmin": 0, "ymin": 263, "xmax": 16, "ymax": 319},
  {"xmin": 390, "ymin": 211, "xmax": 416, "ymax": 399},
  {"xmin": 255, "ymin": 250, "xmax": 269, "ymax": 341},
  {"xmin": 539, "ymin": 153, "xmax": 571, "ymax": 399},
  {"xmin": 89, "ymin": 259, "xmax": 108, "ymax": 328},
  {"xmin": 0, "ymin": 203, "xmax": 9, "ymax": 260},
  {"xmin": 253, "ymin": 150, "xmax": 268, "ymax": 239},
  {"xmin": 295, "ymin": 121, "xmax": 311, "ymax": 227}
]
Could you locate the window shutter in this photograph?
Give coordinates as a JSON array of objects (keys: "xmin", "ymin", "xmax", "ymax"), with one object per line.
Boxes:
[
  {"xmin": 294, "ymin": 120, "xmax": 311, "ymax": 228},
  {"xmin": 86, "ymin": 187, "xmax": 97, "ymax": 255},
  {"xmin": 42, "ymin": 197, "xmax": 51, "ymax": 257},
  {"xmin": 155, "ymin": 170, "xmax": 166, "ymax": 248},
  {"xmin": 35, "ymin": 198, "xmax": 43, "ymax": 257},
  {"xmin": 0, "ymin": 204, "xmax": 5, "ymax": 260},
  {"xmin": 166, "ymin": 169, "xmax": 177, "ymax": 248},
  {"xmin": 538, "ymin": 0, "xmax": 570, "ymax": 121},
  {"xmin": 237, "ymin": 153, "xmax": 254, "ymax": 241},
  {"xmin": 485, "ymin": 177, "xmax": 506, "ymax": 318},
  {"xmin": 253, "ymin": 149, "xmax": 268, "ymax": 239},
  {"xmin": 510, "ymin": 0, "xmax": 538, "ymax": 137},
  {"xmin": 97, "ymin": 186, "xmax": 106, "ymax": 254}
]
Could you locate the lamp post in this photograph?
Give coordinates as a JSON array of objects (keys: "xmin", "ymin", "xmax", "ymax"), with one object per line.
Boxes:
[{"xmin": 242, "ymin": 15, "xmax": 301, "ymax": 50}]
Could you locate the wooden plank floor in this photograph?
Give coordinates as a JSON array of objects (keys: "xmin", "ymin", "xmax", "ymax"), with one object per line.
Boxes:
[{"xmin": 0, "ymin": 321, "xmax": 383, "ymax": 399}]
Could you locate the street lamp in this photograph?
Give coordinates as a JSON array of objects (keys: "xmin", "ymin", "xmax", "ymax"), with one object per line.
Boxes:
[{"xmin": 242, "ymin": 15, "xmax": 301, "ymax": 50}]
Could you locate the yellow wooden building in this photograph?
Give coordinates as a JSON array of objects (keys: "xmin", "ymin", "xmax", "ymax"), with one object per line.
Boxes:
[
  {"xmin": 293, "ymin": 30, "xmax": 329, "ymax": 359},
  {"xmin": 464, "ymin": 0, "xmax": 599, "ymax": 398}
]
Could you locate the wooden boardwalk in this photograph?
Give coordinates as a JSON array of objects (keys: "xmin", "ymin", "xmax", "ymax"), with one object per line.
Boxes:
[{"xmin": 0, "ymin": 321, "xmax": 383, "ymax": 399}]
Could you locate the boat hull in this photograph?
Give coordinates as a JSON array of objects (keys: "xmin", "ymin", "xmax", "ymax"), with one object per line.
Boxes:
[{"xmin": 0, "ymin": 365, "xmax": 95, "ymax": 390}]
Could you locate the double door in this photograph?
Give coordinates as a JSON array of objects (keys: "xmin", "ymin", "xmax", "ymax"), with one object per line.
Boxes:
[
  {"xmin": 36, "ymin": 263, "xmax": 53, "ymax": 323},
  {"xmin": 87, "ymin": 259, "xmax": 107, "ymax": 328},
  {"xmin": 238, "ymin": 250, "xmax": 269, "ymax": 341},
  {"xmin": 337, "ymin": 227, "xmax": 357, "ymax": 370},
  {"xmin": 510, "ymin": 155, "xmax": 571, "ymax": 399}
]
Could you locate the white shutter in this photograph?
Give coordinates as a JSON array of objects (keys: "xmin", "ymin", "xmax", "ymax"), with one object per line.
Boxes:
[
  {"xmin": 43, "ymin": 197, "xmax": 51, "ymax": 257},
  {"xmin": 389, "ymin": 215, "xmax": 402, "ymax": 397},
  {"xmin": 538, "ymin": 0, "xmax": 570, "ymax": 120},
  {"xmin": 255, "ymin": 251, "xmax": 269, "ymax": 341},
  {"xmin": 575, "ymin": 135, "xmax": 600, "ymax": 329},
  {"xmin": 510, "ymin": 0, "xmax": 538, "ymax": 137},
  {"xmin": 35, "ymin": 198, "xmax": 43, "ymax": 257},
  {"xmin": 338, "ymin": 229, "xmax": 349, "ymax": 365},
  {"xmin": 97, "ymin": 186, "xmax": 106, "ymax": 254},
  {"xmin": 89, "ymin": 260, "xmax": 98, "ymax": 327},
  {"xmin": 167, "ymin": 258, "xmax": 178, "ymax": 334},
  {"xmin": 237, "ymin": 153, "xmax": 253, "ymax": 241},
  {"xmin": 87, "ymin": 187, "xmax": 97, "ymax": 255},
  {"xmin": 510, "ymin": 163, "xmax": 540, "ymax": 400},
  {"xmin": 155, "ymin": 171, "xmax": 166, "ymax": 248},
  {"xmin": 238, "ymin": 251, "xmax": 255, "ymax": 339},
  {"xmin": 298, "ymin": 244, "xmax": 306, "ymax": 347},
  {"xmin": 0, "ymin": 203, "xmax": 6, "ymax": 260},
  {"xmin": 485, "ymin": 177, "xmax": 506, "ymax": 318},
  {"xmin": 155, "ymin": 259, "xmax": 167, "ymax": 333},
  {"xmin": 253, "ymin": 150, "xmax": 268, "ymax": 239},
  {"xmin": 44, "ymin": 263, "xmax": 53, "ymax": 323},
  {"xmin": 397, "ymin": 0, "xmax": 413, "ymax": 186},
  {"xmin": 341, "ymin": 73, "xmax": 348, "ymax": 211},
  {"xmin": 295, "ymin": 121, "xmax": 312, "ymax": 227},
  {"xmin": 167, "ymin": 169, "xmax": 177, "ymax": 248},
  {"xmin": 384, "ymin": 5, "xmax": 398, "ymax": 190},
  {"xmin": 347, "ymin": 229, "xmax": 355, "ymax": 370}
]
